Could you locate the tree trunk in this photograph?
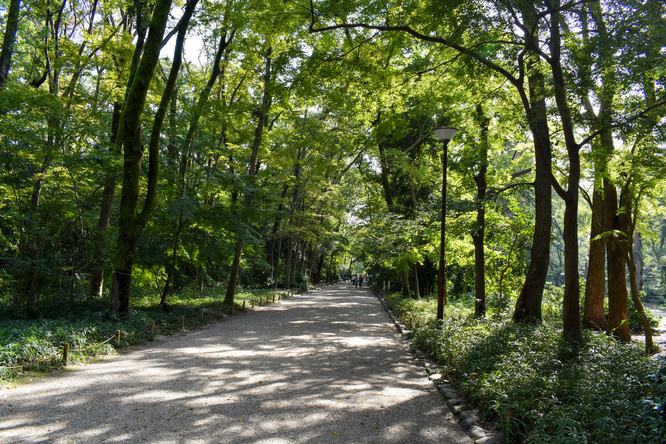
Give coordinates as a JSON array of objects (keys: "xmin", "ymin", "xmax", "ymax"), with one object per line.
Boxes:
[
  {"xmin": 284, "ymin": 234, "xmax": 293, "ymax": 289},
  {"xmin": 634, "ymin": 231, "xmax": 643, "ymax": 294},
  {"xmin": 627, "ymin": 245, "xmax": 654, "ymax": 352},
  {"xmin": 0, "ymin": 0, "xmax": 21, "ymax": 89},
  {"xmin": 196, "ymin": 265, "xmax": 204, "ymax": 293},
  {"xmin": 583, "ymin": 182, "xmax": 607, "ymax": 329},
  {"xmin": 620, "ymin": 184, "xmax": 654, "ymax": 351},
  {"xmin": 411, "ymin": 263, "xmax": 420, "ymax": 299},
  {"xmin": 297, "ymin": 239, "xmax": 308, "ymax": 277},
  {"xmin": 561, "ymin": 187, "xmax": 581, "ymax": 343},
  {"xmin": 605, "ymin": 180, "xmax": 630, "ymax": 341},
  {"xmin": 548, "ymin": 0, "xmax": 581, "ymax": 343},
  {"xmin": 161, "ymin": 214, "xmax": 184, "ymax": 306},
  {"xmin": 225, "ymin": 239, "xmax": 244, "ymax": 305},
  {"xmin": 581, "ymin": 0, "xmax": 626, "ymax": 341},
  {"xmin": 472, "ymin": 206, "xmax": 486, "ymax": 316},
  {"xmin": 89, "ymin": 102, "xmax": 122, "ymax": 298},
  {"xmin": 513, "ymin": 61, "xmax": 551, "ymax": 323},
  {"xmin": 400, "ymin": 270, "xmax": 410, "ymax": 298},
  {"xmin": 269, "ymin": 185, "xmax": 290, "ymax": 280},
  {"xmin": 473, "ymin": 104, "xmax": 488, "ymax": 317},
  {"xmin": 274, "ymin": 236, "xmax": 283, "ymax": 289},
  {"xmin": 314, "ymin": 253, "xmax": 325, "ymax": 284},
  {"xmin": 292, "ymin": 240, "xmax": 301, "ymax": 284},
  {"xmin": 328, "ymin": 251, "xmax": 334, "ymax": 283},
  {"xmin": 377, "ymin": 141, "xmax": 394, "ymax": 211}
]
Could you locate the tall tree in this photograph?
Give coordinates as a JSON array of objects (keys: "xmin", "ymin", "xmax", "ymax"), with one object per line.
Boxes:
[
  {"xmin": 225, "ymin": 43, "xmax": 273, "ymax": 305},
  {"xmin": 110, "ymin": 0, "xmax": 194, "ymax": 314},
  {"xmin": 161, "ymin": 28, "xmax": 235, "ymax": 307},
  {"xmin": 88, "ymin": 0, "xmax": 149, "ymax": 298}
]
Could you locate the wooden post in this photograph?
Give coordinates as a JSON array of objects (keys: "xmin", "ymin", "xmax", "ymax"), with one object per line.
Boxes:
[
  {"xmin": 200, "ymin": 310, "xmax": 204, "ymax": 321},
  {"xmin": 273, "ymin": 294, "xmax": 276, "ymax": 302},
  {"xmin": 217, "ymin": 306, "xmax": 222, "ymax": 317},
  {"xmin": 115, "ymin": 330, "xmax": 121, "ymax": 347},
  {"xmin": 506, "ymin": 405, "xmax": 516, "ymax": 436},
  {"xmin": 242, "ymin": 300, "xmax": 245, "ymax": 311},
  {"xmin": 179, "ymin": 315, "xmax": 184, "ymax": 330},
  {"xmin": 252, "ymin": 299, "xmax": 255, "ymax": 308},
  {"xmin": 62, "ymin": 343, "xmax": 70, "ymax": 365},
  {"xmin": 150, "ymin": 321, "xmax": 155, "ymax": 341}
]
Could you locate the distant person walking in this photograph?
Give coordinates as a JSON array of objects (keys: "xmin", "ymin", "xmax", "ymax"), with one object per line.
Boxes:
[{"xmin": 359, "ymin": 275, "xmax": 364, "ymax": 287}]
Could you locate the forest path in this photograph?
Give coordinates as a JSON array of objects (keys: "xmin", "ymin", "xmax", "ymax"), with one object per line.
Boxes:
[
  {"xmin": 0, "ymin": 283, "xmax": 471, "ymax": 444},
  {"xmin": 644, "ymin": 302, "xmax": 666, "ymax": 351}
]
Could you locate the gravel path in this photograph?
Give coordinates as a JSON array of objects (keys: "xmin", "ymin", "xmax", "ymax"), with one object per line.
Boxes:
[{"xmin": 0, "ymin": 283, "xmax": 471, "ymax": 443}]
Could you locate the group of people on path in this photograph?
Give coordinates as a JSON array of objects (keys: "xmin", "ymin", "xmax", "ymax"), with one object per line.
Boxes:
[{"xmin": 347, "ymin": 274, "xmax": 370, "ymax": 287}]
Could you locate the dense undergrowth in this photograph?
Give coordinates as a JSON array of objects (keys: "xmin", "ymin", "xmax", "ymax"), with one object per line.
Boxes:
[
  {"xmin": 0, "ymin": 287, "xmax": 290, "ymax": 382},
  {"xmin": 384, "ymin": 287, "xmax": 666, "ymax": 443}
]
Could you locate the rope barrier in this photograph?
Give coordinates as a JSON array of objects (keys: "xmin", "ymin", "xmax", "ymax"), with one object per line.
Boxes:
[
  {"xmin": 70, "ymin": 333, "xmax": 117, "ymax": 353},
  {"xmin": 123, "ymin": 326, "xmax": 152, "ymax": 341},
  {"xmin": 0, "ymin": 350, "xmax": 64, "ymax": 370}
]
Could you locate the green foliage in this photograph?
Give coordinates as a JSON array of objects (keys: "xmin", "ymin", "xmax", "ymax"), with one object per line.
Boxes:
[
  {"xmin": 636, "ymin": 360, "xmax": 666, "ymax": 443},
  {"xmin": 392, "ymin": 292, "xmax": 664, "ymax": 443},
  {"xmin": 628, "ymin": 294, "xmax": 661, "ymax": 331}
]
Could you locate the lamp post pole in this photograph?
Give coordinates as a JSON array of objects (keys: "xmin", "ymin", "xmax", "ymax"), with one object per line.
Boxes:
[{"xmin": 434, "ymin": 127, "xmax": 458, "ymax": 323}]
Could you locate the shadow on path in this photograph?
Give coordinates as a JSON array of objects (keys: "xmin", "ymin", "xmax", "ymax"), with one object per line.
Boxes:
[{"xmin": 0, "ymin": 284, "xmax": 470, "ymax": 444}]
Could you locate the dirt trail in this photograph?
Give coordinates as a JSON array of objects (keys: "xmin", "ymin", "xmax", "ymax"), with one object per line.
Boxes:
[{"xmin": 0, "ymin": 284, "xmax": 471, "ymax": 444}]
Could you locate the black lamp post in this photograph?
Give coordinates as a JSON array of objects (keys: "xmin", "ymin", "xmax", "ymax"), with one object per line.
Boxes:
[{"xmin": 434, "ymin": 126, "xmax": 458, "ymax": 322}]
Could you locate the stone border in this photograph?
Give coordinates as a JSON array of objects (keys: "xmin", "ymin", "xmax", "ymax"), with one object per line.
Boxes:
[{"xmin": 371, "ymin": 286, "xmax": 501, "ymax": 444}]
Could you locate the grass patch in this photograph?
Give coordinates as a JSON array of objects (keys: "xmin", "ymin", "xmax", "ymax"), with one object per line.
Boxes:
[
  {"xmin": 389, "ymin": 290, "xmax": 665, "ymax": 443},
  {"xmin": 0, "ymin": 287, "xmax": 291, "ymax": 383}
]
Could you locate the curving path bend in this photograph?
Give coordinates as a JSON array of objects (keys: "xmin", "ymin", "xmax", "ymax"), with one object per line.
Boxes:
[{"xmin": 0, "ymin": 283, "xmax": 471, "ymax": 443}]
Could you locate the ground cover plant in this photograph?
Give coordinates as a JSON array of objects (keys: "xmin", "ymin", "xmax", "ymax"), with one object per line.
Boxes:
[
  {"xmin": 0, "ymin": 287, "xmax": 290, "ymax": 383},
  {"xmin": 386, "ymin": 289, "xmax": 666, "ymax": 443}
]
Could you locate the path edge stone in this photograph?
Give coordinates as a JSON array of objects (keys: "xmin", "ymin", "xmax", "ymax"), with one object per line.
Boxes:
[{"xmin": 370, "ymin": 285, "xmax": 502, "ymax": 444}]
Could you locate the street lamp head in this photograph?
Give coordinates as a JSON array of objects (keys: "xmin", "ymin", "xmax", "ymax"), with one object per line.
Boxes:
[{"xmin": 434, "ymin": 126, "xmax": 459, "ymax": 142}]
